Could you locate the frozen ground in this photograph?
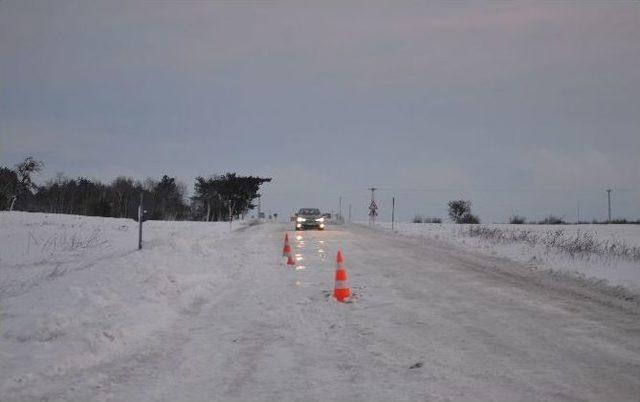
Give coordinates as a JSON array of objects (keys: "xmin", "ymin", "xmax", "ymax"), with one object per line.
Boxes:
[
  {"xmin": 370, "ymin": 222, "xmax": 640, "ymax": 293},
  {"xmin": 1, "ymin": 212, "xmax": 640, "ymax": 401}
]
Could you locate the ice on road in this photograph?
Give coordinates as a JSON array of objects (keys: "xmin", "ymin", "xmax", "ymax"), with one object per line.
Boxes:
[{"xmin": 1, "ymin": 213, "xmax": 639, "ymax": 401}]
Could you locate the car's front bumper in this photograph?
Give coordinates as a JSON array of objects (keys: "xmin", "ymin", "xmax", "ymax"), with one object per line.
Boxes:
[{"xmin": 296, "ymin": 222, "xmax": 325, "ymax": 230}]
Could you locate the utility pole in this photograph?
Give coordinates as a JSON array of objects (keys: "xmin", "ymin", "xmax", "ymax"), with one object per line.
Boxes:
[
  {"xmin": 391, "ymin": 196, "xmax": 395, "ymax": 231},
  {"xmin": 348, "ymin": 203, "xmax": 352, "ymax": 223},
  {"xmin": 606, "ymin": 189, "xmax": 612, "ymax": 223},
  {"xmin": 577, "ymin": 200, "xmax": 580, "ymax": 224},
  {"xmin": 338, "ymin": 196, "xmax": 342, "ymax": 223},
  {"xmin": 138, "ymin": 192, "xmax": 144, "ymax": 250}
]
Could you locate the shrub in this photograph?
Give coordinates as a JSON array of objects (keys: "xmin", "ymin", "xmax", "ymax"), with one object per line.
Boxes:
[
  {"xmin": 448, "ymin": 200, "xmax": 471, "ymax": 223},
  {"xmin": 607, "ymin": 219, "xmax": 640, "ymax": 224},
  {"xmin": 538, "ymin": 215, "xmax": 565, "ymax": 225},
  {"xmin": 458, "ymin": 213, "xmax": 480, "ymax": 224},
  {"xmin": 587, "ymin": 219, "xmax": 640, "ymax": 224},
  {"xmin": 509, "ymin": 215, "xmax": 526, "ymax": 224},
  {"xmin": 413, "ymin": 215, "xmax": 443, "ymax": 224},
  {"xmin": 448, "ymin": 200, "xmax": 479, "ymax": 224},
  {"xmin": 465, "ymin": 225, "xmax": 640, "ymax": 262}
]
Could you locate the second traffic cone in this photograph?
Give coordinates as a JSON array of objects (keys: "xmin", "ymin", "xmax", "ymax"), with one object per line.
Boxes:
[
  {"xmin": 283, "ymin": 233, "xmax": 296, "ymax": 266},
  {"xmin": 282, "ymin": 233, "xmax": 291, "ymax": 257},
  {"xmin": 333, "ymin": 250, "xmax": 351, "ymax": 302}
]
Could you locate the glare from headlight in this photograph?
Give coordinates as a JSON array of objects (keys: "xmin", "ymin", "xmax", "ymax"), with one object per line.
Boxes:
[
  {"xmin": 315, "ymin": 217, "xmax": 325, "ymax": 222},
  {"xmin": 297, "ymin": 217, "xmax": 306, "ymax": 222}
]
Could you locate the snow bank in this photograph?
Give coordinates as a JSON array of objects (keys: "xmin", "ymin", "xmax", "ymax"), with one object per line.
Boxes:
[
  {"xmin": 0, "ymin": 212, "xmax": 238, "ymax": 398},
  {"xmin": 367, "ymin": 222, "xmax": 640, "ymax": 292}
]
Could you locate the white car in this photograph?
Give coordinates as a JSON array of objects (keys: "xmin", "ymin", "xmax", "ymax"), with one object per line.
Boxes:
[{"xmin": 295, "ymin": 208, "xmax": 325, "ymax": 230}]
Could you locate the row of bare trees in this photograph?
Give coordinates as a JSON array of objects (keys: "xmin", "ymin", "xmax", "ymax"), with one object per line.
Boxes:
[{"xmin": 1, "ymin": 157, "xmax": 271, "ymax": 221}]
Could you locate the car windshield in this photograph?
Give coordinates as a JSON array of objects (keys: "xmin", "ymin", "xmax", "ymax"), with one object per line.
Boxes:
[{"xmin": 299, "ymin": 208, "xmax": 321, "ymax": 215}]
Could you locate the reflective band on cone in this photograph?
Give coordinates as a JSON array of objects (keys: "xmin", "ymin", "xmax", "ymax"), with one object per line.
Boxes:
[{"xmin": 333, "ymin": 250, "xmax": 351, "ymax": 302}]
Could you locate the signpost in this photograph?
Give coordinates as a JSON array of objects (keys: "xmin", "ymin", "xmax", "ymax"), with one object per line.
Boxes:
[
  {"xmin": 138, "ymin": 193, "xmax": 144, "ymax": 250},
  {"xmin": 368, "ymin": 187, "xmax": 378, "ymax": 225}
]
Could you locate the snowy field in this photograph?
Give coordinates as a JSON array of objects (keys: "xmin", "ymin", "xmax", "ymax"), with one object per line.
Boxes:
[
  {"xmin": 1, "ymin": 212, "xmax": 639, "ymax": 401},
  {"xmin": 369, "ymin": 222, "xmax": 640, "ymax": 293},
  {"xmin": 0, "ymin": 212, "xmax": 242, "ymax": 400}
]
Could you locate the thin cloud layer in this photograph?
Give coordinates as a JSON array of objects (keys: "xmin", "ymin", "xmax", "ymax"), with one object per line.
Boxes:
[{"xmin": 1, "ymin": 1, "xmax": 638, "ymax": 221}]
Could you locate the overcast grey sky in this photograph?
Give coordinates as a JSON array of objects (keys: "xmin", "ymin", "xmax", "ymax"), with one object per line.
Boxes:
[{"xmin": 1, "ymin": 1, "xmax": 639, "ymax": 222}]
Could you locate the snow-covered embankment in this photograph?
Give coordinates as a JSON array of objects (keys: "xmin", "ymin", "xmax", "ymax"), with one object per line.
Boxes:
[
  {"xmin": 370, "ymin": 222, "xmax": 640, "ymax": 293},
  {"xmin": 0, "ymin": 212, "xmax": 239, "ymax": 397}
]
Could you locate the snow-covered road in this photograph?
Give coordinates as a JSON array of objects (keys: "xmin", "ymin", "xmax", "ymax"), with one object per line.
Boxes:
[{"xmin": 2, "ymin": 215, "xmax": 640, "ymax": 401}]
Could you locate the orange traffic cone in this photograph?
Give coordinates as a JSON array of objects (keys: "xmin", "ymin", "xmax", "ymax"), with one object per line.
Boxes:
[
  {"xmin": 283, "ymin": 233, "xmax": 296, "ymax": 266},
  {"xmin": 333, "ymin": 250, "xmax": 351, "ymax": 302},
  {"xmin": 282, "ymin": 233, "xmax": 291, "ymax": 257}
]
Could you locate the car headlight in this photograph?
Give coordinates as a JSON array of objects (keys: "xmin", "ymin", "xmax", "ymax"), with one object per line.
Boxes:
[
  {"xmin": 315, "ymin": 217, "xmax": 325, "ymax": 222},
  {"xmin": 297, "ymin": 217, "xmax": 306, "ymax": 222}
]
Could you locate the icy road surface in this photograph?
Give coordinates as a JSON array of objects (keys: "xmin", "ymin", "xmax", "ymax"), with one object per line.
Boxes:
[{"xmin": 1, "ymin": 214, "xmax": 639, "ymax": 401}]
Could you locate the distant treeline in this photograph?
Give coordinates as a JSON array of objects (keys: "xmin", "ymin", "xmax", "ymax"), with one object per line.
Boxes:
[{"xmin": 0, "ymin": 157, "xmax": 271, "ymax": 221}]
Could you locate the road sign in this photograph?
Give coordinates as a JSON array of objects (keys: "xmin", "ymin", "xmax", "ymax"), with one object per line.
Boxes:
[
  {"xmin": 369, "ymin": 200, "xmax": 378, "ymax": 216},
  {"xmin": 368, "ymin": 187, "xmax": 378, "ymax": 224}
]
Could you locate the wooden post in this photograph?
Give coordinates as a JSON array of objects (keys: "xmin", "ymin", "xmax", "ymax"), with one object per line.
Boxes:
[
  {"xmin": 607, "ymin": 189, "xmax": 612, "ymax": 223},
  {"xmin": 138, "ymin": 193, "xmax": 143, "ymax": 250},
  {"xmin": 391, "ymin": 196, "xmax": 395, "ymax": 231}
]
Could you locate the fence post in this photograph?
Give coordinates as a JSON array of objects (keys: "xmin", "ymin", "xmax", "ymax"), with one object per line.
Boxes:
[
  {"xmin": 391, "ymin": 196, "xmax": 395, "ymax": 231},
  {"xmin": 138, "ymin": 193, "xmax": 143, "ymax": 250}
]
